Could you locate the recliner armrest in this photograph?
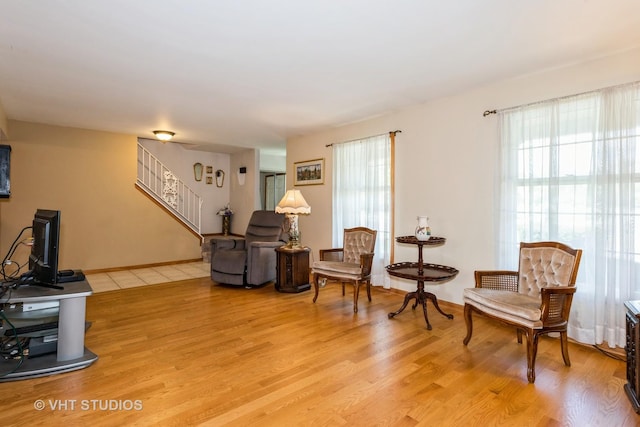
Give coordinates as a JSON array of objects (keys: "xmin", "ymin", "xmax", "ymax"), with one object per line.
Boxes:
[
  {"xmin": 211, "ymin": 237, "xmax": 246, "ymax": 250},
  {"xmin": 474, "ymin": 270, "xmax": 518, "ymax": 292},
  {"xmin": 245, "ymin": 241, "xmax": 286, "ymax": 267},
  {"xmin": 210, "ymin": 239, "xmax": 246, "ymax": 265},
  {"xmin": 245, "ymin": 240, "xmax": 285, "ymax": 286}
]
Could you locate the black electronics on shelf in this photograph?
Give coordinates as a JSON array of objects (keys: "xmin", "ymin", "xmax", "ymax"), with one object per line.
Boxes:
[
  {"xmin": 29, "ymin": 209, "xmax": 61, "ymax": 287},
  {"xmin": 0, "ymin": 145, "xmax": 10, "ymax": 198},
  {"xmin": 56, "ymin": 269, "xmax": 85, "ymax": 283}
]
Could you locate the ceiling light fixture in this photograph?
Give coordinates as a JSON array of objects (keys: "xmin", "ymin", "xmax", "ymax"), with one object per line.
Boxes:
[{"xmin": 153, "ymin": 130, "xmax": 175, "ymax": 142}]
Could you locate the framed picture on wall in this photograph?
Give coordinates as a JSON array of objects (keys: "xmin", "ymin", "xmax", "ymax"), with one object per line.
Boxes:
[{"xmin": 294, "ymin": 158, "xmax": 324, "ymax": 186}]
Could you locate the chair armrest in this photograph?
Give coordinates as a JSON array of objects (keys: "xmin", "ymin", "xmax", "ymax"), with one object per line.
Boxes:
[
  {"xmin": 210, "ymin": 238, "xmax": 246, "ymax": 263},
  {"xmin": 232, "ymin": 238, "xmax": 247, "ymax": 250},
  {"xmin": 320, "ymin": 248, "xmax": 344, "ymax": 262},
  {"xmin": 540, "ymin": 286, "xmax": 577, "ymax": 325},
  {"xmin": 245, "ymin": 241, "xmax": 282, "ymax": 285},
  {"xmin": 474, "ymin": 270, "xmax": 518, "ymax": 291},
  {"xmin": 359, "ymin": 253, "xmax": 375, "ymax": 276},
  {"xmin": 246, "ymin": 241, "xmax": 286, "ymax": 266},
  {"xmin": 211, "ymin": 239, "xmax": 233, "ymax": 251}
]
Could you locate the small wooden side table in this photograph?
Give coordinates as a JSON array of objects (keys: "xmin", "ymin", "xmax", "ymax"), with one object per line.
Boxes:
[
  {"xmin": 387, "ymin": 236, "xmax": 459, "ymax": 330},
  {"xmin": 275, "ymin": 246, "xmax": 311, "ymax": 293}
]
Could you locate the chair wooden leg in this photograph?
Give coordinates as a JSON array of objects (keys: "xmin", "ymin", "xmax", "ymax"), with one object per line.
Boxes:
[
  {"xmin": 312, "ymin": 273, "xmax": 320, "ymax": 303},
  {"xmin": 463, "ymin": 304, "xmax": 473, "ymax": 345},
  {"xmin": 353, "ymin": 281, "xmax": 360, "ymax": 313},
  {"xmin": 366, "ymin": 280, "xmax": 372, "ymax": 302},
  {"xmin": 560, "ymin": 331, "xmax": 571, "ymax": 366},
  {"xmin": 342, "ymin": 282, "xmax": 345, "ymax": 296},
  {"xmin": 517, "ymin": 329, "xmax": 523, "ymax": 344},
  {"xmin": 525, "ymin": 329, "xmax": 540, "ymax": 383}
]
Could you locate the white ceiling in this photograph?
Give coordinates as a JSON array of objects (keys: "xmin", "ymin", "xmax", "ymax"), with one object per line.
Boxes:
[{"xmin": 1, "ymin": 1, "xmax": 640, "ymax": 153}]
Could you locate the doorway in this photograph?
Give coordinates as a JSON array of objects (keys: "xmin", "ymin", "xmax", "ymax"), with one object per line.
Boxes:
[{"xmin": 262, "ymin": 172, "xmax": 286, "ymax": 210}]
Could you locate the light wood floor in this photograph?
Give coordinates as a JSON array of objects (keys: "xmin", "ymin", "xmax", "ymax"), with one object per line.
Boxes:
[{"xmin": 0, "ymin": 277, "xmax": 637, "ymax": 426}]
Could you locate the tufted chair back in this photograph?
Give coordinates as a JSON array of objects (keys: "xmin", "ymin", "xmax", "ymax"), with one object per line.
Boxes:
[
  {"xmin": 517, "ymin": 243, "xmax": 580, "ymax": 297},
  {"xmin": 343, "ymin": 228, "xmax": 377, "ymax": 264}
]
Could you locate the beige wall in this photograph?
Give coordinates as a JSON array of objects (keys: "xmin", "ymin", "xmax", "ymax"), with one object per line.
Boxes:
[
  {"xmin": 0, "ymin": 100, "xmax": 7, "ymax": 140},
  {"xmin": 288, "ymin": 47, "xmax": 640, "ymax": 304},
  {"xmin": 0, "ymin": 120, "xmax": 202, "ymax": 271},
  {"xmin": 229, "ymin": 149, "xmax": 259, "ymax": 235}
]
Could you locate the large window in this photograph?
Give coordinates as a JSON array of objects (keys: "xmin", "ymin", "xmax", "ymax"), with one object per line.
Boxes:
[
  {"xmin": 498, "ymin": 82, "xmax": 640, "ymax": 347},
  {"xmin": 332, "ymin": 133, "xmax": 392, "ymax": 288}
]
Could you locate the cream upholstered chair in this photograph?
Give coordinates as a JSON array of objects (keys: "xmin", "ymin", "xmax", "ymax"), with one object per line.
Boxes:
[
  {"xmin": 463, "ymin": 241, "xmax": 582, "ymax": 383},
  {"xmin": 311, "ymin": 227, "xmax": 377, "ymax": 313}
]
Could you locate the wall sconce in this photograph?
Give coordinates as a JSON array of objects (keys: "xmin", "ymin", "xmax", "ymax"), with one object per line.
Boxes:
[
  {"xmin": 215, "ymin": 169, "xmax": 225, "ymax": 188},
  {"xmin": 237, "ymin": 166, "xmax": 247, "ymax": 186},
  {"xmin": 153, "ymin": 130, "xmax": 175, "ymax": 142},
  {"xmin": 193, "ymin": 162, "xmax": 203, "ymax": 181}
]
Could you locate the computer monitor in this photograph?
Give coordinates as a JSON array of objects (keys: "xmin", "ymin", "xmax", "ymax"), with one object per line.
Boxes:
[{"xmin": 28, "ymin": 209, "xmax": 61, "ymax": 285}]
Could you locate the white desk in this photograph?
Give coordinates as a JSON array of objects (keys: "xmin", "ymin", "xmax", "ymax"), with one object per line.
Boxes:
[{"xmin": 0, "ymin": 280, "xmax": 97, "ymax": 381}]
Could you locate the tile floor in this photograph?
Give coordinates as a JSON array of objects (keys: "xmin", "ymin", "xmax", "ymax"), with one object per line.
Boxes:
[{"xmin": 86, "ymin": 261, "xmax": 211, "ymax": 293}]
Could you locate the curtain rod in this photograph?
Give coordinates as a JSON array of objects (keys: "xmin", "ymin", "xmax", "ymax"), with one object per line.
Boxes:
[
  {"xmin": 325, "ymin": 130, "xmax": 401, "ymax": 147},
  {"xmin": 482, "ymin": 79, "xmax": 640, "ymax": 117}
]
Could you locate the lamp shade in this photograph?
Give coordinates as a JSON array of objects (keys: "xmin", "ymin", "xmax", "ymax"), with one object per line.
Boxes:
[{"xmin": 275, "ymin": 189, "xmax": 311, "ymax": 214}]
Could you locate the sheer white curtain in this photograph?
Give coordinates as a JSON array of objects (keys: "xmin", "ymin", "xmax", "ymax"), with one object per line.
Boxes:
[
  {"xmin": 498, "ymin": 82, "xmax": 640, "ymax": 347},
  {"xmin": 333, "ymin": 134, "xmax": 392, "ymax": 288}
]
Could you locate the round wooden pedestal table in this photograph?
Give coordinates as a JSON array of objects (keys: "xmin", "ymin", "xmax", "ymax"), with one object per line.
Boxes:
[{"xmin": 386, "ymin": 236, "xmax": 459, "ymax": 330}]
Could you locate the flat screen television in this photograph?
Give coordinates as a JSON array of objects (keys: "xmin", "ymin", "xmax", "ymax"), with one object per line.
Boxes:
[
  {"xmin": 28, "ymin": 209, "xmax": 61, "ymax": 286},
  {"xmin": 0, "ymin": 144, "xmax": 10, "ymax": 198}
]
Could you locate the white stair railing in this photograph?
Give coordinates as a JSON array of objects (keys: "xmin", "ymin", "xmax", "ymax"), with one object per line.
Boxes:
[{"xmin": 136, "ymin": 143, "xmax": 203, "ymax": 236}]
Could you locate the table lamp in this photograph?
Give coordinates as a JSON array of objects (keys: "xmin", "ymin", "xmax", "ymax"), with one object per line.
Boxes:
[{"xmin": 275, "ymin": 189, "xmax": 311, "ymax": 248}]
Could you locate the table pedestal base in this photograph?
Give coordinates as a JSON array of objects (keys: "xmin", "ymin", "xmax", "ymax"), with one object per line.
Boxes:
[{"xmin": 388, "ymin": 281, "xmax": 454, "ymax": 330}]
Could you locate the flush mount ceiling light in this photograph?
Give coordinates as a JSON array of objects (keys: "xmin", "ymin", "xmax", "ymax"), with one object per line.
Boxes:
[{"xmin": 153, "ymin": 130, "xmax": 175, "ymax": 142}]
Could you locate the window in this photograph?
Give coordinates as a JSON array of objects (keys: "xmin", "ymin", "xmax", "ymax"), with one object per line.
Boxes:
[
  {"xmin": 332, "ymin": 133, "xmax": 393, "ymax": 288},
  {"xmin": 498, "ymin": 82, "xmax": 640, "ymax": 347}
]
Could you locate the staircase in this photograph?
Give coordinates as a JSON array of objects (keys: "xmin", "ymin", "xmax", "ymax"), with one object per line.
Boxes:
[
  {"xmin": 201, "ymin": 235, "xmax": 216, "ymax": 262},
  {"xmin": 136, "ymin": 143, "xmax": 203, "ymax": 239}
]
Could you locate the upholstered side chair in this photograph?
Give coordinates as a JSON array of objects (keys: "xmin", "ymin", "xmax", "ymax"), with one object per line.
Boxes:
[
  {"xmin": 311, "ymin": 227, "xmax": 377, "ymax": 313},
  {"xmin": 462, "ymin": 241, "xmax": 582, "ymax": 383}
]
